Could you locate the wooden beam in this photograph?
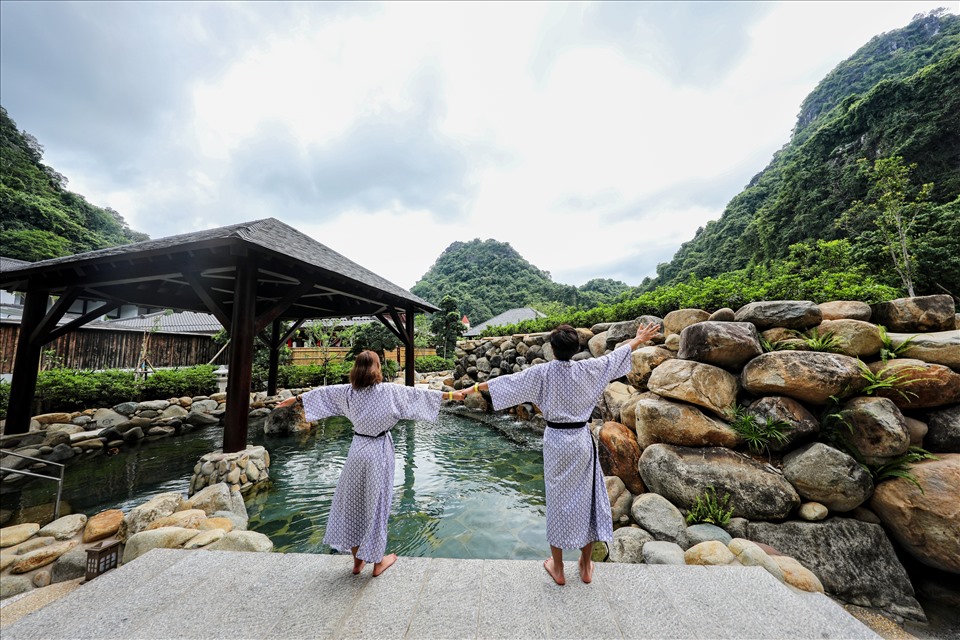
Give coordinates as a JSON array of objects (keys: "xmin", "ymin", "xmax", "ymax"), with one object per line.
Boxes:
[
  {"xmin": 267, "ymin": 319, "xmax": 281, "ymax": 396},
  {"xmin": 254, "ymin": 279, "xmax": 317, "ymax": 333},
  {"xmin": 4, "ymin": 290, "xmax": 49, "ymax": 434},
  {"xmin": 375, "ymin": 313, "xmax": 405, "ymax": 343},
  {"xmin": 183, "ymin": 272, "xmax": 232, "ymax": 328},
  {"xmin": 29, "ymin": 288, "xmax": 81, "ymax": 343},
  {"xmin": 279, "ymin": 318, "xmax": 307, "ymax": 346},
  {"xmin": 223, "ymin": 260, "xmax": 257, "ymax": 453},
  {"xmin": 405, "ymin": 306, "xmax": 415, "ymax": 387},
  {"xmin": 44, "ymin": 301, "xmax": 122, "ymax": 343}
]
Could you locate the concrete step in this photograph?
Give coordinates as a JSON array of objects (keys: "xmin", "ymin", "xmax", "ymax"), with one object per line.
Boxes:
[{"xmin": 3, "ymin": 550, "xmax": 880, "ymax": 639}]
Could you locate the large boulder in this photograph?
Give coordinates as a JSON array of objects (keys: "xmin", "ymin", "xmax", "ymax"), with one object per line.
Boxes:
[
  {"xmin": 887, "ymin": 331, "xmax": 960, "ymax": 371},
  {"xmin": 744, "ymin": 396, "xmax": 819, "ymax": 453},
  {"xmin": 635, "ymin": 395, "xmax": 740, "ymax": 448},
  {"xmin": 677, "ymin": 321, "xmax": 762, "ymax": 370},
  {"xmin": 741, "ymin": 352, "xmax": 865, "ymax": 405},
  {"xmin": 83, "ymin": 509, "xmax": 124, "ymax": 543},
  {"xmin": 870, "ymin": 294, "xmax": 956, "ymax": 332},
  {"xmin": 117, "ymin": 491, "xmax": 183, "ymax": 541},
  {"xmin": 37, "ymin": 514, "xmax": 87, "ymax": 541},
  {"xmin": 924, "ymin": 405, "xmax": 960, "ymax": 453},
  {"xmin": 816, "ymin": 319, "xmax": 882, "ymax": 358},
  {"xmin": 734, "ymin": 301, "xmax": 822, "ymax": 330},
  {"xmin": 605, "ymin": 319, "xmax": 642, "ymax": 350},
  {"xmin": 746, "ymin": 518, "xmax": 923, "ymax": 621},
  {"xmin": 839, "ymin": 397, "xmax": 910, "ymax": 464},
  {"xmin": 782, "ymin": 443, "xmax": 874, "ymax": 512},
  {"xmin": 264, "ymin": 404, "xmax": 311, "ymax": 435},
  {"xmin": 647, "ymin": 360, "xmax": 738, "ymax": 420},
  {"xmin": 605, "ymin": 476, "xmax": 633, "ymax": 525},
  {"xmin": 599, "ymin": 382, "xmax": 640, "ymax": 424},
  {"xmin": 638, "ymin": 444, "xmax": 800, "ymax": 520},
  {"xmin": 870, "ymin": 454, "xmax": 960, "ymax": 574},
  {"xmin": 598, "ymin": 422, "xmax": 644, "ymax": 494},
  {"xmin": 122, "ymin": 527, "xmax": 199, "ymax": 563},
  {"xmin": 662, "ymin": 309, "xmax": 710, "ymax": 336},
  {"xmin": 626, "ymin": 346, "xmax": 675, "ymax": 391},
  {"xmin": 608, "ymin": 527, "xmax": 653, "ymax": 563},
  {"xmin": 205, "ymin": 530, "xmax": 273, "ymax": 552},
  {"xmin": 818, "ymin": 301, "xmax": 872, "ymax": 321},
  {"xmin": 630, "ymin": 493, "xmax": 688, "ymax": 547},
  {"xmin": 869, "ymin": 359, "xmax": 960, "ymax": 410},
  {"xmin": 588, "ymin": 331, "xmax": 609, "ymax": 358},
  {"xmin": 9, "ymin": 540, "xmax": 78, "ymax": 573}
]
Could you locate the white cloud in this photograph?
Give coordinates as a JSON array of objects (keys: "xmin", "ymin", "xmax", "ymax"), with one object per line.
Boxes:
[{"xmin": 1, "ymin": 0, "xmax": 951, "ymax": 289}]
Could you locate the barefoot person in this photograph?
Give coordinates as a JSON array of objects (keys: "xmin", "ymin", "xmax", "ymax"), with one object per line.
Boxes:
[
  {"xmin": 277, "ymin": 350, "xmax": 466, "ymax": 576},
  {"xmin": 463, "ymin": 322, "xmax": 659, "ymax": 585}
]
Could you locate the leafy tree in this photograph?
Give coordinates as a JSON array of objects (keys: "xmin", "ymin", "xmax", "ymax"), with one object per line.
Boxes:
[
  {"xmin": 0, "ymin": 105, "xmax": 149, "ymax": 260},
  {"xmin": 841, "ymin": 156, "xmax": 933, "ymax": 296},
  {"xmin": 430, "ymin": 295, "xmax": 465, "ymax": 359},
  {"xmin": 350, "ymin": 321, "xmax": 401, "ymax": 361}
]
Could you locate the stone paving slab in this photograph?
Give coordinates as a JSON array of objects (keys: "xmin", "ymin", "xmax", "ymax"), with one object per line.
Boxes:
[{"xmin": 3, "ymin": 549, "xmax": 880, "ymax": 639}]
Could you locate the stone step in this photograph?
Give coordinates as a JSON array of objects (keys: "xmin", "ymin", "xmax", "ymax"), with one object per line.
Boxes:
[{"xmin": 3, "ymin": 550, "xmax": 880, "ymax": 639}]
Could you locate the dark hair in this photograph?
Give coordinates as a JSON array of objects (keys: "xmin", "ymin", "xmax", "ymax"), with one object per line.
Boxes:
[
  {"xmin": 550, "ymin": 324, "xmax": 580, "ymax": 361},
  {"xmin": 350, "ymin": 350, "xmax": 383, "ymax": 389}
]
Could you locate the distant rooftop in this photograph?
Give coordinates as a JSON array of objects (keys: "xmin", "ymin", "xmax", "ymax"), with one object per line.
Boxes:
[{"xmin": 464, "ymin": 307, "xmax": 546, "ymax": 336}]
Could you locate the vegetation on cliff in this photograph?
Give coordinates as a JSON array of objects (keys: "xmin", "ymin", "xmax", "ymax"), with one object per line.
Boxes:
[{"xmin": 0, "ymin": 106, "xmax": 147, "ymax": 262}]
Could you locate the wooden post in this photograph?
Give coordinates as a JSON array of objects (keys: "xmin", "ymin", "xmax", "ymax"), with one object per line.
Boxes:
[
  {"xmin": 267, "ymin": 318, "xmax": 281, "ymax": 397},
  {"xmin": 223, "ymin": 260, "xmax": 257, "ymax": 453},
  {"xmin": 4, "ymin": 290, "xmax": 49, "ymax": 434},
  {"xmin": 405, "ymin": 306, "xmax": 415, "ymax": 387}
]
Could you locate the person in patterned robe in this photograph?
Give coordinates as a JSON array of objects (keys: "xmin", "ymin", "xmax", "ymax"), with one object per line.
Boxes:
[
  {"xmin": 277, "ymin": 350, "xmax": 467, "ymax": 576},
  {"xmin": 463, "ymin": 322, "xmax": 660, "ymax": 585}
]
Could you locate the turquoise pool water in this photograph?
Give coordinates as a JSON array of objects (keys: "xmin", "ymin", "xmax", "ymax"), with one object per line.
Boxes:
[{"xmin": 11, "ymin": 410, "xmax": 552, "ymax": 559}]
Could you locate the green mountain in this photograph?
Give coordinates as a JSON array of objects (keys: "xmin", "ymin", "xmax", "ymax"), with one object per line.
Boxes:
[
  {"xmin": 410, "ymin": 239, "xmax": 628, "ymax": 324},
  {"xmin": 648, "ymin": 9, "xmax": 960, "ymax": 296},
  {"xmin": 0, "ymin": 106, "xmax": 148, "ymax": 262}
]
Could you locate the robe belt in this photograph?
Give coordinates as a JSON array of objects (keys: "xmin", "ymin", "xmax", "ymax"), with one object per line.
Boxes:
[
  {"xmin": 546, "ymin": 421, "xmax": 600, "ymax": 538},
  {"xmin": 545, "ymin": 421, "xmax": 587, "ymax": 429},
  {"xmin": 353, "ymin": 430, "xmax": 391, "ymax": 439}
]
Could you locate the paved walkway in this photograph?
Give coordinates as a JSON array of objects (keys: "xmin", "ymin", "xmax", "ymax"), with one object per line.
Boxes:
[{"xmin": 4, "ymin": 549, "xmax": 878, "ymax": 639}]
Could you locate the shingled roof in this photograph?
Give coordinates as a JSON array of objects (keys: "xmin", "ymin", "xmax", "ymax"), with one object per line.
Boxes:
[
  {"xmin": 464, "ymin": 307, "xmax": 546, "ymax": 336},
  {"xmin": 0, "ymin": 218, "xmax": 437, "ymax": 319}
]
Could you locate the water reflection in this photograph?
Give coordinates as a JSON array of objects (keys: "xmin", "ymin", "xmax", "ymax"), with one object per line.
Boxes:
[{"xmin": 8, "ymin": 411, "xmax": 550, "ymax": 560}]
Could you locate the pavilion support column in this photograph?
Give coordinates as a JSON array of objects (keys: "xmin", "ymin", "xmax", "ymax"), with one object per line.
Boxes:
[
  {"xmin": 4, "ymin": 290, "xmax": 49, "ymax": 434},
  {"xmin": 223, "ymin": 260, "xmax": 257, "ymax": 453},
  {"xmin": 405, "ymin": 306, "xmax": 415, "ymax": 387},
  {"xmin": 267, "ymin": 319, "xmax": 281, "ymax": 397}
]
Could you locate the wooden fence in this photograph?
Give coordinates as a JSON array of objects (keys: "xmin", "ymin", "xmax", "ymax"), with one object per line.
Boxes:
[
  {"xmin": 0, "ymin": 322, "xmax": 226, "ymax": 373},
  {"xmin": 291, "ymin": 347, "xmax": 438, "ymax": 367}
]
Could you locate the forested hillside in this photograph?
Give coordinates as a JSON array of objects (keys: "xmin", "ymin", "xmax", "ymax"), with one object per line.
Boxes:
[
  {"xmin": 0, "ymin": 106, "xmax": 147, "ymax": 262},
  {"xmin": 649, "ymin": 10, "xmax": 960, "ymax": 297},
  {"xmin": 410, "ymin": 239, "xmax": 628, "ymax": 324}
]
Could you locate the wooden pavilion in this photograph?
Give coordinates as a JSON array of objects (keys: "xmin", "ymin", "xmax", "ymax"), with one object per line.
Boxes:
[{"xmin": 0, "ymin": 218, "xmax": 438, "ymax": 451}]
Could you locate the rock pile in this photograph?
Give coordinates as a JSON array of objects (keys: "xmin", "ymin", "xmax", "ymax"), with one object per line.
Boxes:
[
  {"xmin": 460, "ymin": 294, "xmax": 959, "ymax": 621},
  {"xmin": 0, "ymin": 482, "xmax": 272, "ymax": 601}
]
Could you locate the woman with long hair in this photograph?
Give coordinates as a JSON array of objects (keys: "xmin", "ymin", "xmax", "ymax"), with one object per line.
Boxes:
[
  {"xmin": 463, "ymin": 322, "xmax": 659, "ymax": 585},
  {"xmin": 277, "ymin": 350, "xmax": 466, "ymax": 576}
]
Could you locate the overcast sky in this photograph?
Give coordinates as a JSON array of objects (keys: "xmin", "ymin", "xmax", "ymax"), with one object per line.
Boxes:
[{"xmin": 0, "ymin": 1, "xmax": 952, "ymax": 290}]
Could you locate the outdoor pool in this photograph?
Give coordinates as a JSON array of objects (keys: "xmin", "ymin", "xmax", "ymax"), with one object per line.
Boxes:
[{"xmin": 10, "ymin": 410, "xmax": 554, "ymax": 560}]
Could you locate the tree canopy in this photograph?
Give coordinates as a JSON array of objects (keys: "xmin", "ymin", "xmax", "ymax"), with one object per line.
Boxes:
[{"xmin": 0, "ymin": 106, "xmax": 148, "ymax": 261}]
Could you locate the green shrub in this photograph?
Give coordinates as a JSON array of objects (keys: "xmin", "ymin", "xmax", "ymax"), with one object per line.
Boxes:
[
  {"xmin": 278, "ymin": 362, "xmax": 351, "ymax": 388},
  {"xmin": 415, "ymin": 355, "xmax": 454, "ymax": 373},
  {"xmin": 35, "ymin": 369, "xmax": 119, "ymax": 412},
  {"xmin": 141, "ymin": 365, "xmax": 217, "ymax": 399},
  {"xmin": 382, "ymin": 359, "xmax": 400, "ymax": 380},
  {"xmin": 0, "ymin": 380, "xmax": 10, "ymax": 419},
  {"xmin": 685, "ymin": 486, "xmax": 734, "ymax": 526}
]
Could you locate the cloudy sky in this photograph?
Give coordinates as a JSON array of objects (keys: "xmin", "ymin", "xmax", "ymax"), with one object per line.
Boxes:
[{"xmin": 0, "ymin": 1, "xmax": 951, "ymax": 290}]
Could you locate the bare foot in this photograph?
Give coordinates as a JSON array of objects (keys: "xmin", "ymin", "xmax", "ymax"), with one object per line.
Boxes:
[
  {"xmin": 579, "ymin": 557, "xmax": 594, "ymax": 583},
  {"xmin": 372, "ymin": 553, "xmax": 397, "ymax": 577},
  {"xmin": 543, "ymin": 557, "xmax": 565, "ymax": 585},
  {"xmin": 353, "ymin": 557, "xmax": 366, "ymax": 575}
]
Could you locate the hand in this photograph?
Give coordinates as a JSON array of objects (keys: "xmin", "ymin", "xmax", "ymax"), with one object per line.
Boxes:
[
  {"xmin": 445, "ymin": 390, "xmax": 468, "ymax": 401},
  {"xmin": 276, "ymin": 395, "xmax": 298, "ymax": 409},
  {"xmin": 635, "ymin": 322, "xmax": 660, "ymax": 343}
]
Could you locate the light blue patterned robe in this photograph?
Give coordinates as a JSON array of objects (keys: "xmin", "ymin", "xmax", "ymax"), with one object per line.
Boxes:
[
  {"xmin": 302, "ymin": 382, "xmax": 442, "ymax": 563},
  {"xmin": 487, "ymin": 344, "xmax": 634, "ymax": 549}
]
